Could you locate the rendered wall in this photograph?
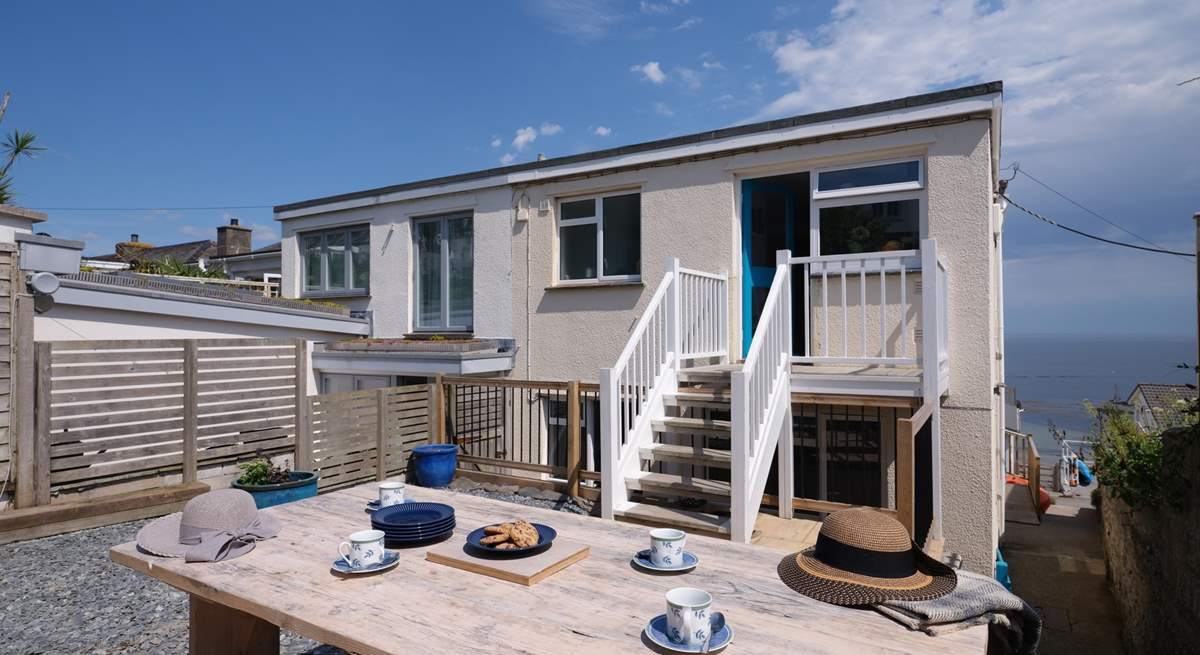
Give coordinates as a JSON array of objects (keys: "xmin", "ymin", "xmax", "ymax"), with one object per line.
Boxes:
[{"xmin": 34, "ymin": 304, "xmax": 354, "ymax": 342}]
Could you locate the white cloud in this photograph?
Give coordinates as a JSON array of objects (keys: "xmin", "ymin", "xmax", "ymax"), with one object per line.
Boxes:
[
  {"xmin": 701, "ymin": 58, "xmax": 724, "ymax": 70},
  {"xmin": 639, "ymin": 1, "xmax": 670, "ymax": 14},
  {"xmin": 512, "ymin": 126, "xmax": 538, "ymax": 151},
  {"xmin": 538, "ymin": 122, "xmax": 563, "ymax": 136},
  {"xmin": 247, "ymin": 222, "xmax": 280, "ymax": 244},
  {"xmin": 773, "ymin": 4, "xmax": 801, "ymax": 20},
  {"xmin": 676, "ymin": 67, "xmax": 702, "ymax": 90},
  {"xmin": 593, "ymin": 125, "xmax": 613, "ymax": 136},
  {"xmin": 524, "ymin": 0, "xmax": 622, "ymax": 39},
  {"xmin": 500, "ymin": 153, "xmax": 516, "ymax": 165},
  {"xmin": 631, "ymin": 61, "xmax": 667, "ymax": 84},
  {"xmin": 748, "ymin": 81, "xmax": 766, "ymax": 94},
  {"xmin": 489, "ymin": 135, "xmax": 502, "ymax": 148},
  {"xmin": 653, "ymin": 101, "xmax": 674, "ymax": 117},
  {"xmin": 178, "ymin": 224, "xmax": 211, "ymax": 239},
  {"xmin": 673, "ymin": 17, "xmax": 702, "ymax": 31}
]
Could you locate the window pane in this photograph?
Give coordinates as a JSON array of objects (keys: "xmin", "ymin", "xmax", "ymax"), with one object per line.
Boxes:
[
  {"xmin": 303, "ymin": 235, "xmax": 322, "ymax": 290},
  {"xmin": 819, "ymin": 199, "xmax": 919, "ymax": 254},
  {"xmin": 447, "ymin": 216, "xmax": 473, "ymax": 329},
  {"xmin": 560, "ymin": 198, "xmax": 595, "ymax": 221},
  {"xmin": 415, "ymin": 221, "xmax": 442, "ymax": 328},
  {"xmin": 326, "ymin": 232, "xmax": 346, "ymax": 289},
  {"xmin": 560, "ymin": 223, "xmax": 597, "ymax": 280},
  {"xmin": 602, "ymin": 193, "xmax": 640, "ymax": 276},
  {"xmin": 750, "ymin": 188, "xmax": 788, "ymax": 268},
  {"xmin": 350, "ymin": 229, "xmax": 369, "ymax": 290},
  {"xmin": 818, "ymin": 161, "xmax": 920, "ymax": 192}
]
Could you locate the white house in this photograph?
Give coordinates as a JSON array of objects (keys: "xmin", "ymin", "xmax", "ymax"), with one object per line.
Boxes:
[{"xmin": 274, "ymin": 82, "xmax": 1007, "ymax": 574}]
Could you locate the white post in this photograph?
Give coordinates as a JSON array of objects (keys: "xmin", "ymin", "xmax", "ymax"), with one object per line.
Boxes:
[
  {"xmin": 776, "ymin": 249, "xmax": 794, "ymax": 519},
  {"xmin": 599, "ymin": 367, "xmax": 620, "ymax": 520},
  {"xmin": 718, "ymin": 269, "xmax": 729, "ymax": 363},
  {"xmin": 730, "ymin": 369, "xmax": 752, "ymax": 543},
  {"xmin": 666, "ymin": 257, "xmax": 682, "ymax": 360},
  {"xmin": 920, "ymin": 238, "xmax": 943, "ymax": 540}
]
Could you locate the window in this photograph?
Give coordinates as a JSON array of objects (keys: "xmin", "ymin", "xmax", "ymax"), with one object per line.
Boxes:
[
  {"xmin": 813, "ymin": 159, "xmax": 922, "ymax": 200},
  {"xmin": 557, "ymin": 192, "xmax": 641, "ymax": 283},
  {"xmin": 301, "ymin": 225, "xmax": 369, "ymax": 295},
  {"xmin": 414, "ymin": 213, "xmax": 473, "ymax": 331},
  {"xmin": 819, "ymin": 199, "xmax": 920, "ymax": 254}
]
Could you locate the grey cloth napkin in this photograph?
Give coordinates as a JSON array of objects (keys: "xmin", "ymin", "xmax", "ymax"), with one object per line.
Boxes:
[
  {"xmin": 872, "ymin": 570, "xmax": 1041, "ymax": 655},
  {"xmin": 179, "ymin": 518, "xmax": 278, "ymax": 562}
]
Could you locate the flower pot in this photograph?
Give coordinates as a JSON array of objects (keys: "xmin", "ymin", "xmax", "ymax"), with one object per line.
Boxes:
[
  {"xmin": 232, "ymin": 470, "xmax": 319, "ymax": 509},
  {"xmin": 412, "ymin": 444, "xmax": 457, "ymax": 487}
]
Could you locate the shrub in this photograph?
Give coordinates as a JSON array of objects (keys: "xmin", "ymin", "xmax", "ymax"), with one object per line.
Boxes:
[
  {"xmin": 236, "ymin": 457, "xmax": 291, "ymax": 486},
  {"xmin": 1089, "ymin": 401, "xmax": 1194, "ymax": 510}
]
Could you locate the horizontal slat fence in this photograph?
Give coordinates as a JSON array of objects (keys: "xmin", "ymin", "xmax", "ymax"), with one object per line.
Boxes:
[
  {"xmin": 36, "ymin": 338, "xmax": 302, "ymax": 501},
  {"xmin": 309, "ymin": 384, "xmax": 432, "ymax": 492}
]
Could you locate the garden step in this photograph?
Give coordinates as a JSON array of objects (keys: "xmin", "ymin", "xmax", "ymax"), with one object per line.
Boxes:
[
  {"xmin": 664, "ymin": 390, "xmax": 731, "ymax": 410},
  {"xmin": 652, "ymin": 416, "xmax": 731, "ymax": 437},
  {"xmin": 615, "ymin": 501, "xmax": 731, "ymax": 536},
  {"xmin": 639, "ymin": 443, "xmax": 731, "ymax": 468},
  {"xmin": 626, "ymin": 471, "xmax": 732, "ymax": 502}
]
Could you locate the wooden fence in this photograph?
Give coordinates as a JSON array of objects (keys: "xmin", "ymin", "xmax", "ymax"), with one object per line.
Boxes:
[
  {"xmin": 434, "ymin": 376, "xmax": 601, "ymax": 498},
  {"xmin": 21, "ymin": 338, "xmax": 306, "ymax": 505},
  {"xmin": 0, "ymin": 244, "xmax": 18, "ymax": 506},
  {"xmin": 305, "ymin": 384, "xmax": 434, "ymax": 491}
]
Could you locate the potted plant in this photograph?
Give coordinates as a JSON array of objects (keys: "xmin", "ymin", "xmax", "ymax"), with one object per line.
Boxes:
[{"xmin": 231, "ymin": 455, "xmax": 318, "ymax": 509}]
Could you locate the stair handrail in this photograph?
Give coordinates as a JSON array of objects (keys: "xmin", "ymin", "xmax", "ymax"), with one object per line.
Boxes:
[{"xmin": 729, "ymin": 249, "xmax": 793, "ymax": 542}]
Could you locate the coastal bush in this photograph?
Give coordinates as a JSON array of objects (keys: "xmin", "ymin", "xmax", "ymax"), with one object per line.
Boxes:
[{"xmin": 1089, "ymin": 401, "xmax": 1194, "ymax": 510}]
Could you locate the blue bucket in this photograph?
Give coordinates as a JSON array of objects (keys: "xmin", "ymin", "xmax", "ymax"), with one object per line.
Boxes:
[
  {"xmin": 412, "ymin": 444, "xmax": 458, "ymax": 487},
  {"xmin": 232, "ymin": 470, "xmax": 319, "ymax": 509}
]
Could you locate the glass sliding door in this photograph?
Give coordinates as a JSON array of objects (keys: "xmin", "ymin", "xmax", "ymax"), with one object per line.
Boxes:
[{"xmin": 413, "ymin": 213, "xmax": 473, "ymax": 331}]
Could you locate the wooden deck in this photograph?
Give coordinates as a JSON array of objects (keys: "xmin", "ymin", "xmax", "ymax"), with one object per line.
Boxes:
[{"xmin": 110, "ymin": 484, "xmax": 986, "ymax": 654}]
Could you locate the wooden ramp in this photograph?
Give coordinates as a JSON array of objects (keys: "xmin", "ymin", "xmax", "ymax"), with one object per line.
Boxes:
[{"xmin": 1004, "ymin": 482, "xmax": 1041, "ymax": 526}]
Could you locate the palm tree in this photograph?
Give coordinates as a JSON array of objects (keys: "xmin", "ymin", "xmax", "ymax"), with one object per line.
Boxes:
[{"xmin": 0, "ymin": 91, "xmax": 43, "ymax": 205}]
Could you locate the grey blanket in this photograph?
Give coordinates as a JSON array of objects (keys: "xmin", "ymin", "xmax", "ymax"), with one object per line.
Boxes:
[{"xmin": 873, "ymin": 570, "xmax": 1041, "ymax": 655}]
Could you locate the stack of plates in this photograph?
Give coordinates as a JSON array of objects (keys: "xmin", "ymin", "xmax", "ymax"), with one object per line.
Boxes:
[{"xmin": 371, "ymin": 502, "xmax": 455, "ymax": 544}]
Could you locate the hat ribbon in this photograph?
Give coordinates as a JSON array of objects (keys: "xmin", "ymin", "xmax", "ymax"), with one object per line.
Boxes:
[
  {"xmin": 813, "ymin": 532, "xmax": 917, "ymax": 579},
  {"xmin": 179, "ymin": 518, "xmax": 275, "ymax": 563}
]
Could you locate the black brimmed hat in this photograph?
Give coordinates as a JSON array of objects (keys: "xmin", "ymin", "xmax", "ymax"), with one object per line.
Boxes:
[{"xmin": 777, "ymin": 508, "xmax": 956, "ymax": 606}]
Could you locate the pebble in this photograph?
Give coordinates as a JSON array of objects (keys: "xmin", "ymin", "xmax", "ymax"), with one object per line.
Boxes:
[{"xmin": 0, "ymin": 486, "xmax": 590, "ymax": 653}]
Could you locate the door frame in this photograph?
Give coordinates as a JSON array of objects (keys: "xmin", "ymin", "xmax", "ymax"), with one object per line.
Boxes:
[{"xmin": 740, "ymin": 178, "xmax": 797, "ymax": 356}]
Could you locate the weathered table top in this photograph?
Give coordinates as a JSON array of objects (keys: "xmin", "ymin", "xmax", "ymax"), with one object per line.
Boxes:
[{"xmin": 110, "ymin": 484, "xmax": 986, "ymax": 654}]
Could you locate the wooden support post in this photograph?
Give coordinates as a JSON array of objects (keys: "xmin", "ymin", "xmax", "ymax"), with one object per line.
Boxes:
[
  {"xmin": 12, "ymin": 292, "xmax": 35, "ymax": 509},
  {"xmin": 566, "ymin": 379, "xmax": 581, "ymax": 497},
  {"xmin": 376, "ymin": 388, "xmax": 387, "ymax": 481},
  {"xmin": 896, "ymin": 414, "xmax": 915, "ymax": 538},
  {"xmin": 293, "ymin": 339, "xmax": 312, "ymax": 471},
  {"xmin": 189, "ymin": 594, "xmax": 279, "ymax": 655},
  {"xmin": 433, "ymin": 374, "xmax": 446, "ymax": 444},
  {"xmin": 182, "ymin": 341, "xmax": 198, "ymax": 483},
  {"xmin": 33, "ymin": 342, "xmax": 52, "ymax": 506}
]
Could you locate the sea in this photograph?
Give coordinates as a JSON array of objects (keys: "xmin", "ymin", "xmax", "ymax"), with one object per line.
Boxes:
[{"xmin": 1004, "ymin": 333, "xmax": 1196, "ymax": 456}]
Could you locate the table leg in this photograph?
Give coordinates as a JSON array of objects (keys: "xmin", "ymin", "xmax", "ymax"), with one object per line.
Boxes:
[{"xmin": 189, "ymin": 594, "xmax": 279, "ymax": 655}]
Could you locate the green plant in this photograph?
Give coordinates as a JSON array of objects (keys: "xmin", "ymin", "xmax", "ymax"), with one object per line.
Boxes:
[
  {"xmin": 236, "ymin": 457, "xmax": 291, "ymax": 486},
  {"xmin": 0, "ymin": 92, "xmax": 43, "ymax": 205},
  {"xmin": 130, "ymin": 257, "xmax": 228, "ymax": 279},
  {"xmin": 1088, "ymin": 401, "xmax": 1194, "ymax": 510}
]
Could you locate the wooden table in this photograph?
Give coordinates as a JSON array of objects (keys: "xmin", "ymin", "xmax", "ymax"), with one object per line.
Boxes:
[{"xmin": 110, "ymin": 484, "xmax": 987, "ymax": 654}]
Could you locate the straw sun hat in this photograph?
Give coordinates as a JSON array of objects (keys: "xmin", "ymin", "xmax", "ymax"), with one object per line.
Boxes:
[
  {"xmin": 777, "ymin": 508, "xmax": 957, "ymax": 606},
  {"xmin": 137, "ymin": 489, "xmax": 281, "ymax": 563}
]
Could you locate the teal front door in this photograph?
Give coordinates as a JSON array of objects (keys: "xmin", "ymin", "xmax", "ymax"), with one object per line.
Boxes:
[{"xmin": 741, "ymin": 179, "xmax": 798, "ymax": 356}]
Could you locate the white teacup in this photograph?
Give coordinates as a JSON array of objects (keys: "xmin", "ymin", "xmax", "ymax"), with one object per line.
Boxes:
[
  {"xmin": 339, "ymin": 529, "xmax": 386, "ymax": 569},
  {"xmin": 649, "ymin": 528, "xmax": 686, "ymax": 567},
  {"xmin": 379, "ymin": 481, "xmax": 406, "ymax": 507},
  {"xmin": 666, "ymin": 587, "xmax": 713, "ymax": 646}
]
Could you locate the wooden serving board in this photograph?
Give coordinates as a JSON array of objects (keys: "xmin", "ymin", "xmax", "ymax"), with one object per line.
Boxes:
[{"xmin": 425, "ymin": 539, "xmax": 589, "ymax": 586}]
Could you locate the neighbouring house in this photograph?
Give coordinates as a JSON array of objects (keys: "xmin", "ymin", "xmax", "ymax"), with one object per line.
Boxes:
[
  {"xmin": 207, "ymin": 240, "xmax": 283, "ymax": 286},
  {"xmin": 274, "ymin": 82, "xmax": 1007, "ymax": 574},
  {"xmin": 85, "ymin": 217, "xmax": 257, "ymax": 272},
  {"xmin": 1127, "ymin": 383, "xmax": 1198, "ymax": 432}
]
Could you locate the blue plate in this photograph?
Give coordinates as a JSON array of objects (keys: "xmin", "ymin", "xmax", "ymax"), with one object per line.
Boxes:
[
  {"xmin": 372, "ymin": 516, "xmax": 456, "ymax": 532},
  {"xmin": 330, "ymin": 550, "xmax": 401, "ymax": 575},
  {"xmin": 375, "ymin": 523, "xmax": 457, "ymax": 540},
  {"xmin": 644, "ymin": 613, "xmax": 733, "ymax": 653},
  {"xmin": 465, "ymin": 523, "xmax": 556, "ymax": 557},
  {"xmin": 383, "ymin": 528, "xmax": 454, "ymax": 545},
  {"xmin": 372, "ymin": 502, "xmax": 454, "ymax": 528},
  {"xmin": 633, "ymin": 549, "xmax": 699, "ymax": 572},
  {"xmin": 366, "ymin": 498, "xmax": 411, "ymax": 513}
]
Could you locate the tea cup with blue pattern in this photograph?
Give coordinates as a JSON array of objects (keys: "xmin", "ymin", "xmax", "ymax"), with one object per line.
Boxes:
[
  {"xmin": 338, "ymin": 529, "xmax": 386, "ymax": 569},
  {"xmin": 665, "ymin": 587, "xmax": 713, "ymax": 647},
  {"xmin": 649, "ymin": 528, "xmax": 686, "ymax": 568}
]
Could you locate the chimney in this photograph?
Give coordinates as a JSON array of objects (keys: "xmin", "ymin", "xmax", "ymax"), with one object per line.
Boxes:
[
  {"xmin": 216, "ymin": 217, "xmax": 251, "ymax": 256},
  {"xmin": 115, "ymin": 233, "xmax": 152, "ymax": 260}
]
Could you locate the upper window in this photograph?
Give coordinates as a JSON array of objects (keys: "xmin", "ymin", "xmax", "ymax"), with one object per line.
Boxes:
[
  {"xmin": 558, "ymin": 192, "xmax": 641, "ymax": 283},
  {"xmin": 813, "ymin": 159, "xmax": 922, "ymax": 200},
  {"xmin": 301, "ymin": 225, "xmax": 369, "ymax": 295},
  {"xmin": 414, "ymin": 213, "xmax": 473, "ymax": 331},
  {"xmin": 819, "ymin": 199, "xmax": 919, "ymax": 255}
]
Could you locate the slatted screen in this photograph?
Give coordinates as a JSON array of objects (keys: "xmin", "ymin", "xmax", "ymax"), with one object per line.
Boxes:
[{"xmin": 310, "ymin": 384, "xmax": 430, "ymax": 491}]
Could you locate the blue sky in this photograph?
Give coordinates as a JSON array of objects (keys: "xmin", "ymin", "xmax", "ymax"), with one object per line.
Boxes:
[{"xmin": 4, "ymin": 0, "xmax": 1199, "ymax": 337}]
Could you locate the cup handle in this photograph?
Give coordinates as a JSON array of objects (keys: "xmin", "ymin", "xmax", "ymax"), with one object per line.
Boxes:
[{"xmin": 338, "ymin": 542, "xmax": 353, "ymax": 566}]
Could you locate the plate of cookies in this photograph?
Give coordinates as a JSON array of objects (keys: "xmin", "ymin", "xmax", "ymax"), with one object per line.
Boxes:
[{"xmin": 465, "ymin": 519, "xmax": 557, "ymax": 558}]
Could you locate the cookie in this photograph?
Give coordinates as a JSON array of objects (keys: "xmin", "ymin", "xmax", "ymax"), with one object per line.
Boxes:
[
  {"xmin": 481, "ymin": 533, "xmax": 510, "ymax": 546},
  {"xmin": 509, "ymin": 520, "xmax": 539, "ymax": 548},
  {"xmin": 483, "ymin": 525, "xmax": 508, "ymax": 535},
  {"xmin": 494, "ymin": 542, "xmax": 517, "ymax": 550}
]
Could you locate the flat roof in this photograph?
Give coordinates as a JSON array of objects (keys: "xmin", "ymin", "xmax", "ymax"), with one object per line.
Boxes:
[{"xmin": 276, "ymin": 81, "xmax": 1002, "ymax": 214}]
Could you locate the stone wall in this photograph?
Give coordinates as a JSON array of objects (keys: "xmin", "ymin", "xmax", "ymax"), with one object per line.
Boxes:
[{"xmin": 1100, "ymin": 428, "xmax": 1200, "ymax": 654}]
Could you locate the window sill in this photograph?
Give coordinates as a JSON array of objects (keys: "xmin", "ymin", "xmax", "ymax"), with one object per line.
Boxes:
[{"xmin": 545, "ymin": 280, "xmax": 644, "ymax": 291}]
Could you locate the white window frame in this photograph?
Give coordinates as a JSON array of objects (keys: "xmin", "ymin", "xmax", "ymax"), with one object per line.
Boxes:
[
  {"xmin": 300, "ymin": 225, "xmax": 370, "ymax": 297},
  {"xmin": 811, "ymin": 157, "xmax": 924, "ymax": 201},
  {"xmin": 556, "ymin": 191, "xmax": 642, "ymax": 285},
  {"xmin": 412, "ymin": 212, "xmax": 473, "ymax": 332}
]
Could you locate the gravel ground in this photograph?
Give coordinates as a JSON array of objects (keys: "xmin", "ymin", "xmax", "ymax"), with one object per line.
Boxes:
[{"xmin": 0, "ymin": 480, "xmax": 592, "ymax": 655}]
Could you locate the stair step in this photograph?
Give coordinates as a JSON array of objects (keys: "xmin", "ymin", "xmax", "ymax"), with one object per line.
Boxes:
[
  {"xmin": 676, "ymin": 368, "xmax": 732, "ymax": 383},
  {"xmin": 626, "ymin": 471, "xmax": 732, "ymax": 501},
  {"xmin": 615, "ymin": 502, "xmax": 731, "ymax": 535},
  {"xmin": 653, "ymin": 416, "xmax": 731, "ymax": 437},
  {"xmin": 639, "ymin": 443, "xmax": 732, "ymax": 468},
  {"xmin": 665, "ymin": 391, "xmax": 731, "ymax": 409}
]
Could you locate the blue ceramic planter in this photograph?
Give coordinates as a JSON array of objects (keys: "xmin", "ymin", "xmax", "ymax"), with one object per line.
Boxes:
[
  {"xmin": 412, "ymin": 444, "xmax": 457, "ymax": 487},
  {"xmin": 232, "ymin": 470, "xmax": 319, "ymax": 509}
]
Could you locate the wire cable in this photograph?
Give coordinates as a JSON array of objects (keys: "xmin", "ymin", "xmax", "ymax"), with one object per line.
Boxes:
[
  {"xmin": 25, "ymin": 204, "xmax": 274, "ymax": 211},
  {"xmin": 1001, "ymin": 193, "xmax": 1195, "ymax": 257}
]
